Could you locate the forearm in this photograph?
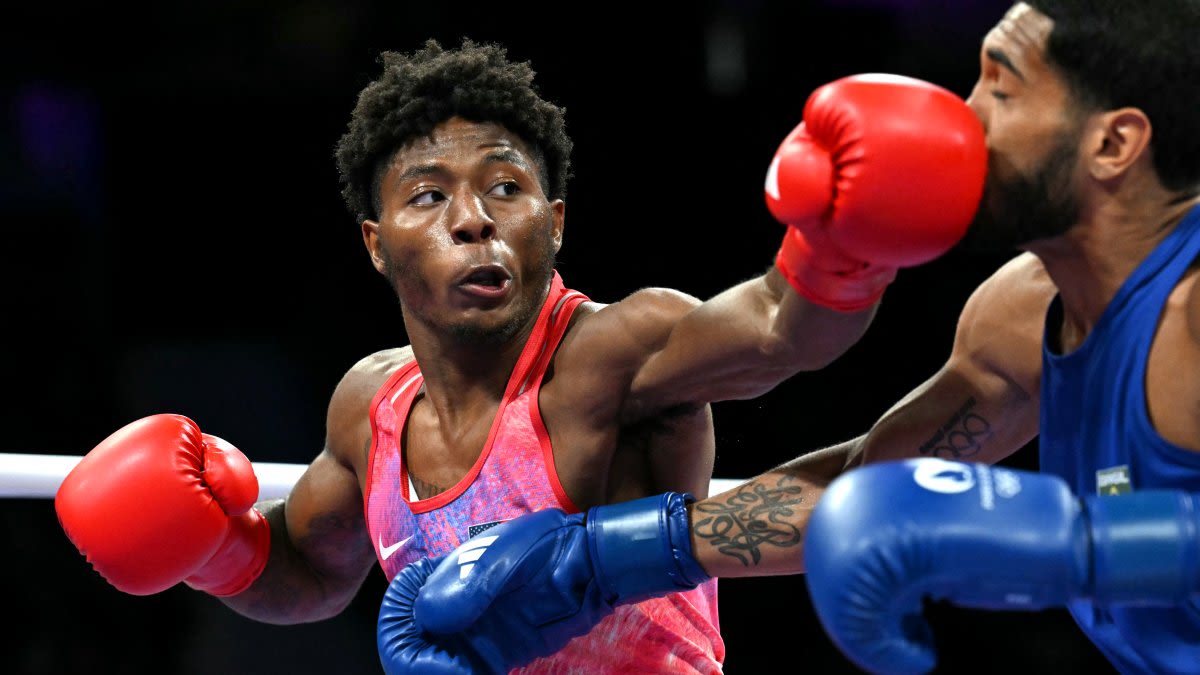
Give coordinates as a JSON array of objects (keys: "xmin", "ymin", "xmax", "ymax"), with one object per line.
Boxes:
[
  {"xmin": 217, "ymin": 499, "xmax": 374, "ymax": 624},
  {"xmin": 688, "ymin": 441, "xmax": 858, "ymax": 577},
  {"xmin": 764, "ymin": 266, "xmax": 878, "ymax": 369},
  {"xmin": 645, "ymin": 270, "xmax": 875, "ymax": 405}
]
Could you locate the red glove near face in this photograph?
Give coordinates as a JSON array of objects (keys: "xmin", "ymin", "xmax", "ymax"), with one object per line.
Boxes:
[
  {"xmin": 55, "ymin": 414, "xmax": 270, "ymax": 596},
  {"xmin": 765, "ymin": 73, "xmax": 987, "ymax": 312}
]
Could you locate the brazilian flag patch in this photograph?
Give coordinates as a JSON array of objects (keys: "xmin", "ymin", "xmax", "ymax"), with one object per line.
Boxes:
[{"xmin": 1095, "ymin": 465, "xmax": 1132, "ymax": 496}]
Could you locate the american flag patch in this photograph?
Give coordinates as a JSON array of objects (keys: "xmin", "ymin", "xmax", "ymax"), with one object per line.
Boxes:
[{"xmin": 468, "ymin": 520, "xmax": 508, "ymax": 539}]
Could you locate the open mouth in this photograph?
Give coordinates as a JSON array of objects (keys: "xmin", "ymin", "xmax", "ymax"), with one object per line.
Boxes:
[
  {"xmin": 463, "ymin": 267, "xmax": 508, "ymax": 287},
  {"xmin": 457, "ymin": 265, "xmax": 512, "ymax": 298}
]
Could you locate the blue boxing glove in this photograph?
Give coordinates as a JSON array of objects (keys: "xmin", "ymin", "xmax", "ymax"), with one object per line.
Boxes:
[
  {"xmin": 377, "ymin": 493, "xmax": 709, "ymax": 675},
  {"xmin": 803, "ymin": 458, "xmax": 1200, "ymax": 675}
]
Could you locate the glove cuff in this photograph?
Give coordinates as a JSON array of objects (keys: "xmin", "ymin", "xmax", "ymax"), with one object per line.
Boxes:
[
  {"xmin": 1085, "ymin": 490, "xmax": 1200, "ymax": 605},
  {"xmin": 775, "ymin": 226, "xmax": 895, "ymax": 313},
  {"xmin": 185, "ymin": 507, "xmax": 271, "ymax": 597},
  {"xmin": 586, "ymin": 492, "xmax": 709, "ymax": 606}
]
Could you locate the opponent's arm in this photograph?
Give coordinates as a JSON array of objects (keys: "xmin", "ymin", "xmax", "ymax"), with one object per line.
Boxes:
[
  {"xmin": 687, "ymin": 253, "xmax": 1054, "ymax": 575},
  {"xmin": 847, "ymin": 252, "xmax": 1051, "ymax": 467},
  {"xmin": 375, "ymin": 441, "xmax": 857, "ymax": 674},
  {"xmin": 375, "ymin": 441, "xmax": 854, "ymax": 674},
  {"xmin": 599, "ymin": 74, "xmax": 987, "ymax": 416}
]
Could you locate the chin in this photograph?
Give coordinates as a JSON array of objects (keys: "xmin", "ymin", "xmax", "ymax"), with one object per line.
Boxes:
[{"xmin": 448, "ymin": 315, "xmax": 524, "ymax": 345}]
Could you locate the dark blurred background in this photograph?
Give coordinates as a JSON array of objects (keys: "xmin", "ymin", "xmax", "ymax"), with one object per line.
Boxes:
[{"xmin": 2, "ymin": 0, "xmax": 1117, "ymax": 673}]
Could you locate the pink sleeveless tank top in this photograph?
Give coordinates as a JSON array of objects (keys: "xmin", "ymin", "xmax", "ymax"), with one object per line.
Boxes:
[{"xmin": 364, "ymin": 271, "xmax": 724, "ymax": 673}]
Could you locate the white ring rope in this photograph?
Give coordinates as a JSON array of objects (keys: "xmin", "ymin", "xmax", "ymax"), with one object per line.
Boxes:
[{"xmin": 0, "ymin": 453, "xmax": 746, "ymax": 500}]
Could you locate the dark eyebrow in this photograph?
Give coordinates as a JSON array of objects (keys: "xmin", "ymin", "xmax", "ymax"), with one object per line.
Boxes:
[
  {"xmin": 483, "ymin": 148, "xmax": 531, "ymax": 170},
  {"xmin": 395, "ymin": 163, "xmax": 441, "ymax": 184},
  {"xmin": 394, "ymin": 148, "xmax": 531, "ymax": 185},
  {"xmin": 986, "ymin": 47, "xmax": 1025, "ymax": 81}
]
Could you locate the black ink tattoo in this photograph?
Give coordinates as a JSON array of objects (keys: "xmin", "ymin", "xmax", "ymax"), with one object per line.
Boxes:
[
  {"xmin": 691, "ymin": 476, "xmax": 804, "ymax": 567},
  {"xmin": 918, "ymin": 397, "xmax": 992, "ymax": 459}
]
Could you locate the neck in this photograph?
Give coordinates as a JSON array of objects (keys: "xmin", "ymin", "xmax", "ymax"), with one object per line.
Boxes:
[
  {"xmin": 403, "ymin": 297, "xmax": 547, "ymax": 426},
  {"xmin": 1027, "ymin": 191, "xmax": 1200, "ymax": 349}
]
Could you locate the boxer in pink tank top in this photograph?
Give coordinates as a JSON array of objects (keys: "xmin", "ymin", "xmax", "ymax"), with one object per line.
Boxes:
[
  {"xmin": 56, "ymin": 39, "xmax": 897, "ymax": 674},
  {"xmin": 366, "ymin": 272, "xmax": 722, "ymax": 672}
]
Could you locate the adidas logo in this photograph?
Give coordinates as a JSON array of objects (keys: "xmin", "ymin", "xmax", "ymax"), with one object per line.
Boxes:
[{"xmin": 453, "ymin": 535, "xmax": 499, "ymax": 580}]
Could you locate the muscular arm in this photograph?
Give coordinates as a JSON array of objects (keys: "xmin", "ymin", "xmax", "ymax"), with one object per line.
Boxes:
[
  {"xmin": 638, "ymin": 267, "xmax": 876, "ymax": 406},
  {"xmin": 689, "ymin": 441, "xmax": 851, "ymax": 577},
  {"xmin": 566, "ymin": 266, "xmax": 875, "ymax": 423},
  {"xmin": 855, "ymin": 253, "xmax": 1051, "ymax": 466},
  {"xmin": 218, "ymin": 354, "xmax": 393, "ymax": 624},
  {"xmin": 690, "ymin": 253, "xmax": 1055, "ymax": 576}
]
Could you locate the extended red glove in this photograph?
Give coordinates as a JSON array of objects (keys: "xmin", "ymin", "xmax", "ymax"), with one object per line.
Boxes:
[
  {"xmin": 55, "ymin": 414, "xmax": 270, "ymax": 596},
  {"xmin": 764, "ymin": 73, "xmax": 987, "ymax": 311}
]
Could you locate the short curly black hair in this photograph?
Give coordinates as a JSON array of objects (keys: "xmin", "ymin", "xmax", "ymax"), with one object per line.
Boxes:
[{"xmin": 334, "ymin": 38, "xmax": 573, "ymax": 224}]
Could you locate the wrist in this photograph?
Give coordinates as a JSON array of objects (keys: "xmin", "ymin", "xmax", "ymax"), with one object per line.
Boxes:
[
  {"xmin": 585, "ymin": 492, "xmax": 709, "ymax": 606},
  {"xmin": 185, "ymin": 507, "xmax": 271, "ymax": 597},
  {"xmin": 1085, "ymin": 491, "xmax": 1200, "ymax": 605},
  {"xmin": 776, "ymin": 226, "xmax": 895, "ymax": 313}
]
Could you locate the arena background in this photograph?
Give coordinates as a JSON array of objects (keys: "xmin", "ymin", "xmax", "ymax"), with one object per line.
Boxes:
[{"xmin": 2, "ymin": 1, "xmax": 1119, "ymax": 672}]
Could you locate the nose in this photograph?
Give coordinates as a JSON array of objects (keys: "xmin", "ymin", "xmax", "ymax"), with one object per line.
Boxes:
[
  {"xmin": 964, "ymin": 82, "xmax": 987, "ymax": 131},
  {"xmin": 448, "ymin": 191, "xmax": 496, "ymax": 244}
]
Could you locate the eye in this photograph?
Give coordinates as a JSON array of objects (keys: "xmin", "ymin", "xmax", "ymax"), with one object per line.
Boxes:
[
  {"xmin": 991, "ymin": 90, "xmax": 1010, "ymax": 102},
  {"xmin": 488, "ymin": 181, "xmax": 520, "ymax": 197},
  {"xmin": 410, "ymin": 190, "xmax": 445, "ymax": 206}
]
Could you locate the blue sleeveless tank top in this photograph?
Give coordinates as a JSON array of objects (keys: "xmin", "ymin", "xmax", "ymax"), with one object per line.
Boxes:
[{"xmin": 1040, "ymin": 204, "xmax": 1200, "ymax": 674}]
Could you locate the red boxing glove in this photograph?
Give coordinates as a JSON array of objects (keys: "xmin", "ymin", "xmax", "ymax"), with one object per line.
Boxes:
[
  {"xmin": 55, "ymin": 414, "xmax": 270, "ymax": 597},
  {"xmin": 764, "ymin": 73, "xmax": 987, "ymax": 312}
]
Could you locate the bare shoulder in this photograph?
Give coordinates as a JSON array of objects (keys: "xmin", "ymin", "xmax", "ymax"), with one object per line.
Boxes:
[
  {"xmin": 324, "ymin": 347, "xmax": 415, "ymax": 468},
  {"xmin": 955, "ymin": 252, "xmax": 1056, "ymax": 392},
  {"xmin": 965, "ymin": 252, "xmax": 1056, "ymax": 312},
  {"xmin": 331, "ymin": 346, "xmax": 415, "ymax": 404},
  {"xmin": 546, "ymin": 287, "xmax": 701, "ymax": 422},
  {"xmin": 562, "ymin": 287, "xmax": 702, "ymax": 365}
]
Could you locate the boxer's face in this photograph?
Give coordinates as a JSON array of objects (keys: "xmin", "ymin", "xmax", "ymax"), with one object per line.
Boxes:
[
  {"xmin": 363, "ymin": 117, "xmax": 563, "ymax": 344},
  {"xmin": 961, "ymin": 2, "xmax": 1085, "ymax": 252}
]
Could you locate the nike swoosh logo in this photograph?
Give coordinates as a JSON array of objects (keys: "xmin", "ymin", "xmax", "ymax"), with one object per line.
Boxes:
[{"xmin": 379, "ymin": 533, "xmax": 414, "ymax": 561}]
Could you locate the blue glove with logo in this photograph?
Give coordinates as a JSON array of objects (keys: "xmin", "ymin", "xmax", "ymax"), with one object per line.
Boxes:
[
  {"xmin": 377, "ymin": 493, "xmax": 709, "ymax": 674},
  {"xmin": 803, "ymin": 458, "xmax": 1200, "ymax": 675}
]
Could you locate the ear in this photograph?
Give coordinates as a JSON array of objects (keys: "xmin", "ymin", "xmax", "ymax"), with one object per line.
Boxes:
[
  {"xmin": 550, "ymin": 199, "xmax": 565, "ymax": 253},
  {"xmin": 1086, "ymin": 107, "xmax": 1151, "ymax": 181},
  {"xmin": 362, "ymin": 220, "xmax": 387, "ymax": 274}
]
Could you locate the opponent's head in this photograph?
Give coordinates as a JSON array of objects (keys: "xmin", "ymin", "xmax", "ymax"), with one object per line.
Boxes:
[
  {"xmin": 335, "ymin": 39, "xmax": 573, "ymax": 344},
  {"xmin": 962, "ymin": 0, "xmax": 1200, "ymax": 252}
]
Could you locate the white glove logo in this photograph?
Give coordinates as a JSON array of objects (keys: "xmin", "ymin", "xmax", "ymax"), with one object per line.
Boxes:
[
  {"xmin": 452, "ymin": 535, "xmax": 499, "ymax": 580},
  {"xmin": 911, "ymin": 458, "xmax": 975, "ymax": 495},
  {"xmin": 765, "ymin": 156, "xmax": 782, "ymax": 200}
]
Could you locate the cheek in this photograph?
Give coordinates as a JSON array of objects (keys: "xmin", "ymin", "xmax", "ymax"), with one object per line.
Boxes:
[
  {"xmin": 383, "ymin": 219, "xmax": 447, "ymax": 257},
  {"xmin": 986, "ymin": 126, "xmax": 1040, "ymax": 183},
  {"xmin": 507, "ymin": 203, "xmax": 556, "ymax": 247}
]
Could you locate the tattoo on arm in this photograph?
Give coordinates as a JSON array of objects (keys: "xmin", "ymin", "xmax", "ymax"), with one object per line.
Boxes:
[
  {"xmin": 918, "ymin": 396, "xmax": 993, "ymax": 459},
  {"xmin": 691, "ymin": 476, "xmax": 805, "ymax": 567}
]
